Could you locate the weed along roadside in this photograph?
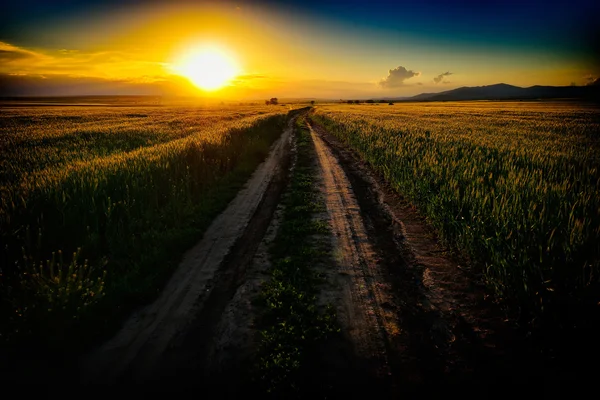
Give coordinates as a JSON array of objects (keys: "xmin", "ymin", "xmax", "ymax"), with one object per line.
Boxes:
[{"xmin": 253, "ymin": 115, "xmax": 339, "ymax": 396}]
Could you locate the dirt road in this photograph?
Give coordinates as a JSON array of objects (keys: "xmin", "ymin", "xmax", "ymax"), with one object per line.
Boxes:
[
  {"xmin": 310, "ymin": 122, "xmax": 399, "ymax": 380},
  {"xmin": 82, "ymin": 110, "xmax": 554, "ymax": 396}
]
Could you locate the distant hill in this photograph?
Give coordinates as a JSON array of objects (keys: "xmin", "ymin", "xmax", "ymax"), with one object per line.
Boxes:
[{"xmin": 400, "ymin": 83, "xmax": 600, "ymax": 102}]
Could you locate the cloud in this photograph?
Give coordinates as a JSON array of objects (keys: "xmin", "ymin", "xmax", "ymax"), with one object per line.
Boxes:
[
  {"xmin": 0, "ymin": 42, "xmax": 43, "ymax": 62},
  {"xmin": 0, "ymin": 41, "xmax": 165, "ymax": 80},
  {"xmin": 0, "ymin": 73, "xmax": 198, "ymax": 96},
  {"xmin": 379, "ymin": 66, "xmax": 421, "ymax": 88},
  {"xmin": 416, "ymin": 82, "xmax": 423, "ymax": 85},
  {"xmin": 584, "ymin": 74, "xmax": 600, "ymax": 86},
  {"xmin": 230, "ymin": 74, "xmax": 269, "ymax": 89},
  {"xmin": 0, "ymin": 50, "xmax": 32, "ymax": 61},
  {"xmin": 433, "ymin": 71, "xmax": 453, "ymax": 84}
]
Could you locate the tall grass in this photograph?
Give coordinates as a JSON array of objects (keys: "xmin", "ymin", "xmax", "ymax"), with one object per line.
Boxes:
[
  {"xmin": 0, "ymin": 105, "xmax": 290, "ymax": 364},
  {"xmin": 312, "ymin": 102, "xmax": 600, "ymax": 325}
]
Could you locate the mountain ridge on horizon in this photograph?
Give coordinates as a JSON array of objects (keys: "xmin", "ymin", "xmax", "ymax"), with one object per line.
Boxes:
[{"xmin": 379, "ymin": 82, "xmax": 600, "ymax": 102}]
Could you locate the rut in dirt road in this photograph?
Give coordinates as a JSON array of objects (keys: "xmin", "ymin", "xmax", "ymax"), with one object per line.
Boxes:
[
  {"xmin": 309, "ymin": 122, "xmax": 401, "ymax": 382},
  {"xmin": 83, "ymin": 115, "xmax": 298, "ymax": 385}
]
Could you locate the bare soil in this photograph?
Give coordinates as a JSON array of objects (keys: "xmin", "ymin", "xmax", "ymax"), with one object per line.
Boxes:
[{"xmin": 310, "ymin": 123, "xmax": 398, "ymax": 379}]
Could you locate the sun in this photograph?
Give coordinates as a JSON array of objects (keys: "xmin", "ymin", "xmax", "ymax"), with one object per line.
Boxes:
[{"xmin": 172, "ymin": 46, "xmax": 239, "ymax": 91}]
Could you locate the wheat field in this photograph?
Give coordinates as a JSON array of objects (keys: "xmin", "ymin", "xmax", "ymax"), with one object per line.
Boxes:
[
  {"xmin": 0, "ymin": 104, "xmax": 290, "ymax": 347},
  {"xmin": 312, "ymin": 101, "xmax": 600, "ymax": 319}
]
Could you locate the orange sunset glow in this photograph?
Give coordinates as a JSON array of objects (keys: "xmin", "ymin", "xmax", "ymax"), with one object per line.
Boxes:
[{"xmin": 1, "ymin": 1, "xmax": 597, "ymax": 99}]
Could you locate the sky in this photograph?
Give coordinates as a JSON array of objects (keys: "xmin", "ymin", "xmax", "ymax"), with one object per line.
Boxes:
[{"xmin": 1, "ymin": 0, "xmax": 599, "ymax": 99}]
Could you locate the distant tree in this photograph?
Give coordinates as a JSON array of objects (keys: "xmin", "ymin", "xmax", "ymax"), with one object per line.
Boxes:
[
  {"xmin": 570, "ymin": 82, "xmax": 578, "ymax": 87},
  {"xmin": 354, "ymin": 100, "xmax": 360, "ymax": 104},
  {"xmin": 311, "ymin": 100, "xmax": 315, "ymax": 105},
  {"xmin": 366, "ymin": 99, "xmax": 374, "ymax": 104},
  {"xmin": 347, "ymin": 100, "xmax": 354, "ymax": 104},
  {"xmin": 270, "ymin": 97, "xmax": 278, "ymax": 105},
  {"xmin": 265, "ymin": 100, "xmax": 270, "ymax": 105},
  {"xmin": 388, "ymin": 102, "xmax": 394, "ymax": 105}
]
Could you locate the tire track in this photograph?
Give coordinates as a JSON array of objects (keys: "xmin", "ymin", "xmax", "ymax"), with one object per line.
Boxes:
[{"xmin": 309, "ymin": 122, "xmax": 400, "ymax": 380}]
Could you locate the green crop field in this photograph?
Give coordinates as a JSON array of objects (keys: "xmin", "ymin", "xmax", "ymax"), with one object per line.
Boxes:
[
  {"xmin": 311, "ymin": 101, "xmax": 600, "ymax": 322},
  {"xmin": 0, "ymin": 104, "xmax": 291, "ymax": 354},
  {"xmin": 2, "ymin": 100, "xmax": 598, "ymax": 386}
]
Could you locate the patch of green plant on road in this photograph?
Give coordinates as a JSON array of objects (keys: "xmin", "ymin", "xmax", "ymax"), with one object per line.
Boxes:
[{"xmin": 254, "ymin": 116, "xmax": 339, "ymax": 396}]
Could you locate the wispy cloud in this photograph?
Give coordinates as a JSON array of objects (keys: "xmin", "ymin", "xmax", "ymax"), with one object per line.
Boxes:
[
  {"xmin": 0, "ymin": 72, "xmax": 199, "ymax": 96},
  {"xmin": 0, "ymin": 42, "xmax": 46, "ymax": 63},
  {"xmin": 230, "ymin": 73, "xmax": 268, "ymax": 87},
  {"xmin": 433, "ymin": 71, "xmax": 453, "ymax": 84},
  {"xmin": 0, "ymin": 41, "xmax": 165, "ymax": 80},
  {"xmin": 379, "ymin": 66, "xmax": 421, "ymax": 88}
]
